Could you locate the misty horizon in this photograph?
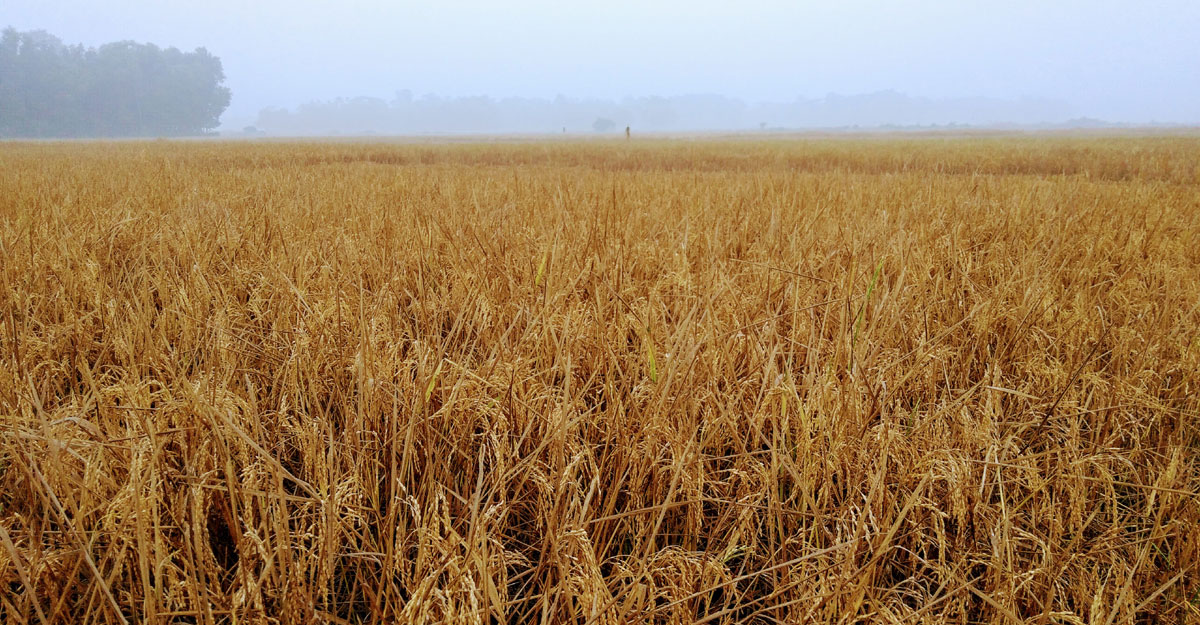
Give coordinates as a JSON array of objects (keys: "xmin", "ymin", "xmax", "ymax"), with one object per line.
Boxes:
[
  {"xmin": 239, "ymin": 89, "xmax": 1093, "ymax": 136},
  {"xmin": 4, "ymin": 0, "xmax": 1198, "ymax": 134}
]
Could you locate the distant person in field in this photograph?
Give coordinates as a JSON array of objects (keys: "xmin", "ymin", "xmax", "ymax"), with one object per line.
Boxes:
[{"xmin": 625, "ymin": 125, "xmax": 631, "ymax": 140}]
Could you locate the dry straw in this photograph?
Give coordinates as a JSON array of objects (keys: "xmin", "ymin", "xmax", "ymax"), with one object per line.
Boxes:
[{"xmin": 1, "ymin": 136, "xmax": 1198, "ymax": 623}]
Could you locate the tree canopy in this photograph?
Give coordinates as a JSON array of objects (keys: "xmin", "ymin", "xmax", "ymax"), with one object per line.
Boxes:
[{"xmin": 0, "ymin": 28, "xmax": 231, "ymax": 137}]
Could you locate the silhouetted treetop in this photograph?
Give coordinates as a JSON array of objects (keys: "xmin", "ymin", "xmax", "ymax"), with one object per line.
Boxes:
[{"xmin": 0, "ymin": 27, "xmax": 231, "ymax": 137}]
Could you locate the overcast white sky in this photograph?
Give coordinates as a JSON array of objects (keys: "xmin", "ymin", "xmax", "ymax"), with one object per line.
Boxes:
[{"xmin": 5, "ymin": 0, "xmax": 1199, "ymax": 124}]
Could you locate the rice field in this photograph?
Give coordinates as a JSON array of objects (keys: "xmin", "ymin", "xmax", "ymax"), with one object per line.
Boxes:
[{"xmin": 1, "ymin": 136, "xmax": 1198, "ymax": 623}]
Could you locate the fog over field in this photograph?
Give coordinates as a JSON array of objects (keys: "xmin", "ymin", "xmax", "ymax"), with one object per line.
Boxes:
[
  {"xmin": 4, "ymin": 0, "xmax": 1199, "ymax": 134},
  {"xmin": 4, "ymin": 2, "xmax": 1200, "ymax": 622}
]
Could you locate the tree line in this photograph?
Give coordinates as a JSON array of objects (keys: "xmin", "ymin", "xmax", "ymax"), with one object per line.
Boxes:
[
  {"xmin": 0, "ymin": 28, "xmax": 231, "ymax": 138},
  {"xmin": 253, "ymin": 90, "xmax": 1074, "ymax": 136}
]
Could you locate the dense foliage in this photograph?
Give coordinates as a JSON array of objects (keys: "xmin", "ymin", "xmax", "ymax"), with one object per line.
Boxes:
[{"xmin": 0, "ymin": 28, "xmax": 230, "ymax": 137}]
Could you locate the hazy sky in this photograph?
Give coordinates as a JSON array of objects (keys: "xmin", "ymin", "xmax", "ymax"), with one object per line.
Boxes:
[{"xmin": 5, "ymin": 0, "xmax": 1199, "ymax": 124}]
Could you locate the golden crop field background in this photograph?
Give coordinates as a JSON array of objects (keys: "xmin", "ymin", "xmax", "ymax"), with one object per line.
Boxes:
[{"xmin": 1, "ymin": 136, "xmax": 1199, "ymax": 623}]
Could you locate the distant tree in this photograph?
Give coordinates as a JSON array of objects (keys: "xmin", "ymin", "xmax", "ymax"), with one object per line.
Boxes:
[
  {"xmin": 592, "ymin": 117, "xmax": 615, "ymax": 133},
  {"xmin": 0, "ymin": 27, "xmax": 231, "ymax": 137}
]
